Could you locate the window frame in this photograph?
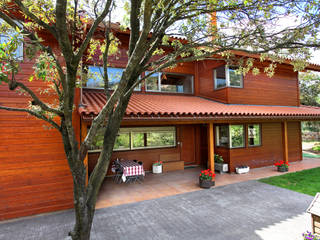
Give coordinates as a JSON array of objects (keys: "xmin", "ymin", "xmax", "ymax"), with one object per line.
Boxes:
[
  {"xmin": 145, "ymin": 71, "xmax": 194, "ymax": 94},
  {"xmin": 88, "ymin": 126, "xmax": 177, "ymax": 152},
  {"xmin": 213, "ymin": 65, "xmax": 243, "ymax": 90},
  {"xmin": 84, "ymin": 66, "xmax": 141, "ymax": 91},
  {"xmin": 215, "ymin": 124, "xmax": 246, "ymax": 149},
  {"xmin": 247, "ymin": 123, "xmax": 262, "ymax": 147}
]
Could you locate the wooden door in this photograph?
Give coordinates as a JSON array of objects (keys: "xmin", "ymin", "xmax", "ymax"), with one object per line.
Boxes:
[{"xmin": 180, "ymin": 125, "xmax": 196, "ymax": 164}]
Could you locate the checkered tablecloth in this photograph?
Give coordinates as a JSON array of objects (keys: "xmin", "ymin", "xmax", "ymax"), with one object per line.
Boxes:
[{"xmin": 119, "ymin": 160, "xmax": 145, "ymax": 182}]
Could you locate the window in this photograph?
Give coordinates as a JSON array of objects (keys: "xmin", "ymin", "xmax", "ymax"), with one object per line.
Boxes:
[
  {"xmin": 213, "ymin": 65, "xmax": 243, "ymax": 89},
  {"xmin": 216, "ymin": 125, "xmax": 229, "ymax": 147},
  {"xmin": 89, "ymin": 126, "xmax": 176, "ymax": 152},
  {"xmin": 215, "ymin": 124, "xmax": 245, "ymax": 148},
  {"xmin": 0, "ymin": 20, "xmax": 23, "ymax": 60},
  {"xmin": 145, "ymin": 72, "xmax": 193, "ymax": 94},
  {"xmin": 86, "ymin": 66, "xmax": 141, "ymax": 90},
  {"xmin": 230, "ymin": 125, "xmax": 245, "ymax": 148},
  {"xmin": 145, "ymin": 72, "xmax": 160, "ymax": 91},
  {"xmin": 248, "ymin": 124, "xmax": 261, "ymax": 146}
]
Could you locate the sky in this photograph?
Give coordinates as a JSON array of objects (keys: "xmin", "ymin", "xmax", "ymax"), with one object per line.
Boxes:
[{"xmin": 111, "ymin": 4, "xmax": 320, "ymax": 65}]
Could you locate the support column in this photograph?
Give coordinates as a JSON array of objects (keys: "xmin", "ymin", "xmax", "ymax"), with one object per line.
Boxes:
[
  {"xmin": 283, "ymin": 121, "xmax": 289, "ymax": 164},
  {"xmin": 207, "ymin": 123, "xmax": 215, "ymax": 178},
  {"xmin": 81, "ymin": 121, "xmax": 89, "ymax": 185}
]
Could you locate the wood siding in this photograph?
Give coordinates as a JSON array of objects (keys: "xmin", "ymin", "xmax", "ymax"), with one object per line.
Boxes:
[
  {"xmin": 0, "ymin": 62, "xmax": 77, "ymax": 220},
  {"xmin": 88, "ymin": 125, "xmax": 202, "ymax": 175},
  {"xmin": 213, "ymin": 122, "xmax": 302, "ymax": 172},
  {"xmin": 196, "ymin": 60, "xmax": 300, "ymax": 106}
]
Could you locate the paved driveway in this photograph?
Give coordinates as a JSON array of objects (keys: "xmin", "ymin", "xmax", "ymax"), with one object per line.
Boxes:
[{"xmin": 0, "ymin": 181, "xmax": 313, "ymax": 240}]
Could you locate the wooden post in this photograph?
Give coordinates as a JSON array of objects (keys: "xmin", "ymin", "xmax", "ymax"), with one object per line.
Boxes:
[
  {"xmin": 207, "ymin": 123, "xmax": 215, "ymax": 178},
  {"xmin": 81, "ymin": 121, "xmax": 88, "ymax": 185},
  {"xmin": 283, "ymin": 121, "xmax": 289, "ymax": 164}
]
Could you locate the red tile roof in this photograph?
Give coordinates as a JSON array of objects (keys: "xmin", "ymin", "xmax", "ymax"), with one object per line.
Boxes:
[{"xmin": 79, "ymin": 90, "xmax": 320, "ymax": 121}]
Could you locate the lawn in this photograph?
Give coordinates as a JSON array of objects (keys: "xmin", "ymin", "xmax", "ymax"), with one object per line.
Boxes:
[
  {"xmin": 303, "ymin": 152, "xmax": 320, "ymax": 158},
  {"xmin": 259, "ymin": 167, "xmax": 320, "ymax": 196}
]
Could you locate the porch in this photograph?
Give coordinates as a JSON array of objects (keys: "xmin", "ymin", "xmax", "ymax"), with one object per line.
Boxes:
[{"xmin": 95, "ymin": 157, "xmax": 320, "ymax": 209}]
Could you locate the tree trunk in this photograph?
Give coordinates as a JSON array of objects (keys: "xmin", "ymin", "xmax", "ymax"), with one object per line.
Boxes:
[{"xmin": 69, "ymin": 200, "xmax": 95, "ymax": 240}]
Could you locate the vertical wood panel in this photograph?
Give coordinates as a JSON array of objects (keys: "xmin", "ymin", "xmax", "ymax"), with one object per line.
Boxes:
[
  {"xmin": 283, "ymin": 121, "xmax": 289, "ymax": 164},
  {"xmin": 207, "ymin": 123, "xmax": 214, "ymax": 175}
]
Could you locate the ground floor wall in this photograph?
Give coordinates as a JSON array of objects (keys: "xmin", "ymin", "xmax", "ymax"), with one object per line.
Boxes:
[
  {"xmin": 88, "ymin": 124, "xmax": 205, "ymax": 175},
  {"xmin": 215, "ymin": 121, "xmax": 302, "ymax": 172},
  {"xmin": 88, "ymin": 121, "xmax": 303, "ymax": 175}
]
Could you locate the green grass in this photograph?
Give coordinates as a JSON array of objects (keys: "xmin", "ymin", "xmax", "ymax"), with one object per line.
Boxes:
[
  {"xmin": 303, "ymin": 152, "xmax": 320, "ymax": 158},
  {"xmin": 259, "ymin": 167, "xmax": 320, "ymax": 196}
]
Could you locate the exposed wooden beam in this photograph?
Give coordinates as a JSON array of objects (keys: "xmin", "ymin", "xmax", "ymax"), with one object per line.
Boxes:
[
  {"xmin": 81, "ymin": 121, "xmax": 89, "ymax": 185},
  {"xmin": 283, "ymin": 121, "xmax": 289, "ymax": 164},
  {"xmin": 207, "ymin": 123, "xmax": 215, "ymax": 179}
]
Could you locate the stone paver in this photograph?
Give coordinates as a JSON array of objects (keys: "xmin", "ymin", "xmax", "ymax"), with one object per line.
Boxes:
[
  {"xmin": 96, "ymin": 157, "xmax": 320, "ymax": 209},
  {"xmin": 0, "ymin": 181, "xmax": 314, "ymax": 240}
]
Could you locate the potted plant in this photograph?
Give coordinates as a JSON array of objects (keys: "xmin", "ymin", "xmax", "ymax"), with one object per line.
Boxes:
[
  {"xmin": 199, "ymin": 169, "xmax": 215, "ymax": 189},
  {"xmin": 214, "ymin": 154, "xmax": 228, "ymax": 173},
  {"xmin": 152, "ymin": 160, "xmax": 163, "ymax": 174},
  {"xmin": 236, "ymin": 165, "xmax": 250, "ymax": 174},
  {"xmin": 274, "ymin": 160, "xmax": 289, "ymax": 172}
]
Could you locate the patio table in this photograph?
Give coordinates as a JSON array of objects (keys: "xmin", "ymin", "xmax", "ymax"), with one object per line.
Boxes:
[{"xmin": 118, "ymin": 160, "xmax": 145, "ymax": 182}]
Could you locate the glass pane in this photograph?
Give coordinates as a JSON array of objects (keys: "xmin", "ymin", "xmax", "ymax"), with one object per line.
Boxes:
[
  {"xmin": 160, "ymin": 73, "xmax": 193, "ymax": 94},
  {"xmin": 146, "ymin": 72, "xmax": 159, "ymax": 91},
  {"xmin": 90, "ymin": 127, "xmax": 104, "ymax": 150},
  {"xmin": 248, "ymin": 124, "xmax": 261, "ymax": 146},
  {"xmin": 108, "ymin": 68, "xmax": 123, "ymax": 90},
  {"xmin": 0, "ymin": 20, "xmax": 23, "ymax": 59},
  {"xmin": 132, "ymin": 132, "xmax": 145, "ymax": 148},
  {"xmin": 230, "ymin": 125, "xmax": 244, "ymax": 148},
  {"xmin": 215, "ymin": 66, "xmax": 226, "ymax": 88},
  {"xmin": 86, "ymin": 66, "xmax": 123, "ymax": 89},
  {"xmin": 114, "ymin": 133, "xmax": 130, "ymax": 150},
  {"xmin": 216, "ymin": 125, "xmax": 229, "ymax": 147},
  {"xmin": 229, "ymin": 66, "xmax": 242, "ymax": 87},
  {"xmin": 147, "ymin": 131, "xmax": 175, "ymax": 147}
]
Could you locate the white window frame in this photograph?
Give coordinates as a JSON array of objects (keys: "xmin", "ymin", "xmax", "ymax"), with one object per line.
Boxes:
[{"xmin": 214, "ymin": 65, "xmax": 243, "ymax": 89}]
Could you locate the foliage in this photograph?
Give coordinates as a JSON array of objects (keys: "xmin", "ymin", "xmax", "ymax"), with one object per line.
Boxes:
[
  {"xmin": 230, "ymin": 125, "xmax": 244, "ymax": 148},
  {"xmin": 153, "ymin": 160, "xmax": 163, "ymax": 166},
  {"xmin": 300, "ymin": 72, "xmax": 320, "ymax": 107},
  {"xmin": 274, "ymin": 160, "xmax": 290, "ymax": 169},
  {"xmin": 199, "ymin": 169, "xmax": 215, "ymax": 181},
  {"xmin": 312, "ymin": 143, "xmax": 320, "ymax": 152},
  {"xmin": 214, "ymin": 154, "xmax": 224, "ymax": 163},
  {"xmin": 259, "ymin": 167, "xmax": 320, "ymax": 196},
  {"xmin": 302, "ymin": 231, "xmax": 320, "ymax": 240},
  {"xmin": 1, "ymin": 0, "xmax": 320, "ymax": 239}
]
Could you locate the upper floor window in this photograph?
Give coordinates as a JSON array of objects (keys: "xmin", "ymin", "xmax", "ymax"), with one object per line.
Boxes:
[
  {"xmin": 86, "ymin": 66, "xmax": 141, "ymax": 90},
  {"xmin": 0, "ymin": 20, "xmax": 23, "ymax": 60},
  {"xmin": 145, "ymin": 72, "xmax": 194, "ymax": 94},
  {"xmin": 213, "ymin": 65, "xmax": 243, "ymax": 89}
]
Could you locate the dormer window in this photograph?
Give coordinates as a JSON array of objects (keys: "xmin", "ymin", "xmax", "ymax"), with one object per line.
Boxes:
[
  {"xmin": 213, "ymin": 65, "xmax": 243, "ymax": 89},
  {"xmin": 145, "ymin": 72, "xmax": 194, "ymax": 94}
]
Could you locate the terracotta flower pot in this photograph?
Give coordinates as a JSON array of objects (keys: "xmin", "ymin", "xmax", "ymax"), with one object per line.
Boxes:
[
  {"xmin": 277, "ymin": 165, "xmax": 288, "ymax": 172},
  {"xmin": 199, "ymin": 177, "xmax": 214, "ymax": 189}
]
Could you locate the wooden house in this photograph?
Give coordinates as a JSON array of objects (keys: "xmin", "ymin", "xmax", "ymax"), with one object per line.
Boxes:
[{"xmin": 1, "ymin": 18, "xmax": 320, "ymax": 221}]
